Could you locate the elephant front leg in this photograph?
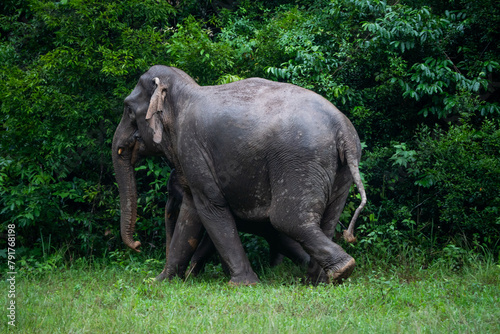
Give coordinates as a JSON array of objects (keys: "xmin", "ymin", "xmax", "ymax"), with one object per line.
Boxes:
[
  {"xmin": 156, "ymin": 195, "xmax": 204, "ymax": 281},
  {"xmin": 193, "ymin": 193, "xmax": 259, "ymax": 285}
]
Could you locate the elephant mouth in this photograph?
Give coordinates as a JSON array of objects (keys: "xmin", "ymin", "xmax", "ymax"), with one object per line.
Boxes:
[{"xmin": 117, "ymin": 131, "xmax": 144, "ymax": 166}]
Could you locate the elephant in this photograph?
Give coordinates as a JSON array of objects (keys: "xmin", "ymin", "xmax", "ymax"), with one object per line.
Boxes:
[
  {"xmin": 165, "ymin": 169, "xmax": 311, "ymax": 277},
  {"xmin": 112, "ymin": 65, "xmax": 366, "ymax": 285}
]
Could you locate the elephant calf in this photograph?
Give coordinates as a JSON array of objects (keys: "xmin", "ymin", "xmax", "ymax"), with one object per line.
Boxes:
[{"xmin": 112, "ymin": 65, "xmax": 366, "ymax": 285}]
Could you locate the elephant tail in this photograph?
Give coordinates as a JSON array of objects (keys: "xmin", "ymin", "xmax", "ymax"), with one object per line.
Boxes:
[{"xmin": 341, "ymin": 145, "xmax": 367, "ymax": 244}]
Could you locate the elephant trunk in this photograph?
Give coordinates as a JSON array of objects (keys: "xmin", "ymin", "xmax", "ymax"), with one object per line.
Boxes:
[{"xmin": 112, "ymin": 132, "xmax": 142, "ymax": 252}]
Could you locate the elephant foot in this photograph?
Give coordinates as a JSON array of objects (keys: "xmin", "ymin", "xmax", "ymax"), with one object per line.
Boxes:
[
  {"xmin": 305, "ymin": 259, "xmax": 329, "ymax": 285},
  {"xmin": 155, "ymin": 270, "xmax": 169, "ymax": 282},
  {"xmin": 228, "ymin": 272, "xmax": 260, "ymax": 286},
  {"xmin": 186, "ymin": 261, "xmax": 203, "ymax": 277},
  {"xmin": 327, "ymin": 257, "xmax": 356, "ymax": 284},
  {"xmin": 269, "ymin": 253, "xmax": 285, "ymax": 267},
  {"xmin": 305, "ymin": 269, "xmax": 329, "ymax": 286}
]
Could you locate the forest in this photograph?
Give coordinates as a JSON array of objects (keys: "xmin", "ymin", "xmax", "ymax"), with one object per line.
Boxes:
[{"xmin": 1, "ymin": 0, "xmax": 499, "ymax": 269}]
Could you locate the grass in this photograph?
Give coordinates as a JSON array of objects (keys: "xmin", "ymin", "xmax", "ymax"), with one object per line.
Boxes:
[{"xmin": 2, "ymin": 254, "xmax": 499, "ymax": 333}]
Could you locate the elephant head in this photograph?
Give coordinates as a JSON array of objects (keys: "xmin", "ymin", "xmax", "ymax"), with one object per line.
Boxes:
[
  {"xmin": 112, "ymin": 105, "xmax": 152, "ymax": 252},
  {"xmin": 112, "ymin": 66, "xmax": 198, "ymax": 252}
]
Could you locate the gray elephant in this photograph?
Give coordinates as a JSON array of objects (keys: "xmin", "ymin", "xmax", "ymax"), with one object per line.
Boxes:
[
  {"xmin": 112, "ymin": 65, "xmax": 366, "ymax": 285},
  {"xmin": 165, "ymin": 169, "xmax": 310, "ymax": 277}
]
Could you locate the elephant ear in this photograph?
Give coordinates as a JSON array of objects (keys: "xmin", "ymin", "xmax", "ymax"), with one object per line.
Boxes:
[{"xmin": 146, "ymin": 77, "xmax": 167, "ymax": 144}]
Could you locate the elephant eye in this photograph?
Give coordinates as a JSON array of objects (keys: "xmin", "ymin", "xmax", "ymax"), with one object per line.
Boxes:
[{"xmin": 126, "ymin": 106, "xmax": 136, "ymax": 121}]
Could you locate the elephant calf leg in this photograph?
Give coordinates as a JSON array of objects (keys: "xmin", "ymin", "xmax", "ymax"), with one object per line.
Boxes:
[
  {"xmin": 157, "ymin": 197, "xmax": 204, "ymax": 281},
  {"xmin": 186, "ymin": 232, "xmax": 216, "ymax": 277}
]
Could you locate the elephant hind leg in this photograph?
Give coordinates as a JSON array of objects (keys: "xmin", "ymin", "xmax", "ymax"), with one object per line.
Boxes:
[
  {"xmin": 269, "ymin": 196, "xmax": 354, "ymax": 284},
  {"xmin": 307, "ymin": 167, "xmax": 354, "ymax": 284},
  {"xmin": 272, "ymin": 234, "xmax": 310, "ymax": 267},
  {"xmin": 298, "ymin": 224, "xmax": 355, "ymax": 284}
]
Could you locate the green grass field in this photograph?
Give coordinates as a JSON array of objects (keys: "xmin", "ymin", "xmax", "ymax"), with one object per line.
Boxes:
[{"xmin": 2, "ymin": 256, "xmax": 499, "ymax": 333}]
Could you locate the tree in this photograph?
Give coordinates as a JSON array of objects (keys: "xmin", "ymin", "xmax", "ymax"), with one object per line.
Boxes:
[{"xmin": 1, "ymin": 0, "xmax": 498, "ymax": 262}]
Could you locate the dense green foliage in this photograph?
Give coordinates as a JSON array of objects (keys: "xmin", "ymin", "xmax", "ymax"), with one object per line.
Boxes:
[{"xmin": 1, "ymin": 0, "xmax": 499, "ymax": 265}]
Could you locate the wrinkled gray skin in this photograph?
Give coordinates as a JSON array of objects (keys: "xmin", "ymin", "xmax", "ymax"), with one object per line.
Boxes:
[
  {"xmin": 166, "ymin": 169, "xmax": 310, "ymax": 277},
  {"xmin": 112, "ymin": 65, "xmax": 366, "ymax": 285}
]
